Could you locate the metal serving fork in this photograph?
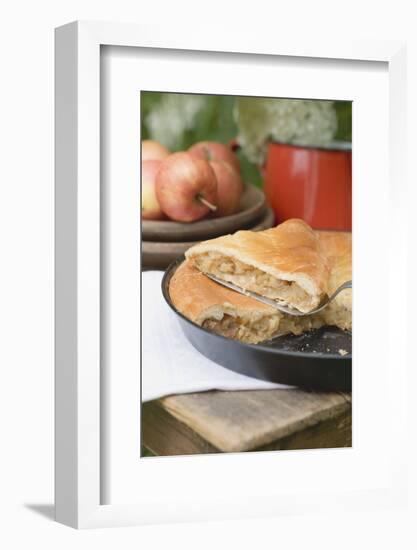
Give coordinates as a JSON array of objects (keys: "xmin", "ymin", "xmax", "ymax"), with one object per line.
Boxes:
[{"xmin": 205, "ymin": 274, "xmax": 352, "ymax": 317}]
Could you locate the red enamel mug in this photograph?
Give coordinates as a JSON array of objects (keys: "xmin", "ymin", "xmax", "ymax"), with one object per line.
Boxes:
[{"xmin": 262, "ymin": 141, "xmax": 352, "ymax": 230}]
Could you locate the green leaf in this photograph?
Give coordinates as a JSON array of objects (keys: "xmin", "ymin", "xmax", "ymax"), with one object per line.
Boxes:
[{"xmin": 334, "ymin": 101, "xmax": 352, "ymax": 142}]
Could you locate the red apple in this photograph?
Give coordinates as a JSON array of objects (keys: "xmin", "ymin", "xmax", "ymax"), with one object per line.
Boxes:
[
  {"xmin": 141, "ymin": 140, "xmax": 170, "ymax": 161},
  {"xmin": 156, "ymin": 152, "xmax": 218, "ymax": 222},
  {"xmin": 209, "ymin": 161, "xmax": 244, "ymax": 217},
  {"xmin": 188, "ymin": 141, "xmax": 240, "ymax": 174},
  {"xmin": 141, "ymin": 160, "xmax": 165, "ymax": 220}
]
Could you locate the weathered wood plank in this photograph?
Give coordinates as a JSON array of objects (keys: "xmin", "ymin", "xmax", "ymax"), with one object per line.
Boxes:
[
  {"xmin": 142, "ymin": 394, "xmax": 351, "ymax": 456},
  {"xmin": 256, "ymin": 409, "xmax": 351, "ymax": 451},
  {"xmin": 142, "ymin": 401, "xmax": 219, "ymax": 456},
  {"xmin": 156, "ymin": 389, "xmax": 351, "ymax": 453}
]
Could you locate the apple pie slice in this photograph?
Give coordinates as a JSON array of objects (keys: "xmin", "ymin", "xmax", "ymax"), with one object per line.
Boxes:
[
  {"xmin": 185, "ymin": 218, "xmax": 329, "ymax": 313},
  {"xmin": 169, "ymin": 259, "xmax": 324, "ymax": 344}
]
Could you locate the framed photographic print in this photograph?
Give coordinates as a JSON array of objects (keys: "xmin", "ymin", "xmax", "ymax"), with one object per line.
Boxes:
[{"xmin": 55, "ymin": 21, "xmax": 407, "ymax": 528}]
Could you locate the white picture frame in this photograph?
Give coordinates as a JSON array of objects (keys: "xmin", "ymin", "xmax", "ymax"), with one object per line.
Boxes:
[{"xmin": 55, "ymin": 21, "xmax": 407, "ymax": 529}]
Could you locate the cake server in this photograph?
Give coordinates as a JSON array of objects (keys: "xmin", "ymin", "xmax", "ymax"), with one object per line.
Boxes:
[{"xmin": 205, "ymin": 273, "xmax": 352, "ymax": 317}]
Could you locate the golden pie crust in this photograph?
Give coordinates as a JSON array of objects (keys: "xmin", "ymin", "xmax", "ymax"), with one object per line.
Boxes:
[{"xmin": 185, "ymin": 219, "xmax": 329, "ymax": 313}]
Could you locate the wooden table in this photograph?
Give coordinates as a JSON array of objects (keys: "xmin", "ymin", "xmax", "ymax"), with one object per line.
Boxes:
[{"xmin": 142, "ymin": 389, "xmax": 352, "ymax": 455}]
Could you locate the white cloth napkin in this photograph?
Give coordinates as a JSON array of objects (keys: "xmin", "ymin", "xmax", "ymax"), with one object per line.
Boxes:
[{"xmin": 142, "ymin": 271, "xmax": 290, "ymax": 402}]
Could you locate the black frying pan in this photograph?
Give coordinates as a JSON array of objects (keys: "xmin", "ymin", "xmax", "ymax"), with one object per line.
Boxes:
[{"xmin": 161, "ymin": 257, "xmax": 352, "ymax": 391}]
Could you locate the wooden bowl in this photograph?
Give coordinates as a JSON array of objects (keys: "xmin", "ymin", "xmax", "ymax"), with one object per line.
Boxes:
[
  {"xmin": 142, "ymin": 184, "xmax": 266, "ymax": 242},
  {"xmin": 142, "ymin": 206, "xmax": 275, "ymax": 270}
]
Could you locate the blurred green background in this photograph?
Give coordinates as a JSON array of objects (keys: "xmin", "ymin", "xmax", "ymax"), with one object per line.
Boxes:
[{"xmin": 141, "ymin": 92, "xmax": 352, "ymax": 188}]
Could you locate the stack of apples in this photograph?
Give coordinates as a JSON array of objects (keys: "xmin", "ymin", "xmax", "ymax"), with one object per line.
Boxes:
[{"xmin": 141, "ymin": 139, "xmax": 244, "ymax": 222}]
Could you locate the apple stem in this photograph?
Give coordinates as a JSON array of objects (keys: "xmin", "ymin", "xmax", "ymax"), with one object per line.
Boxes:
[
  {"xmin": 203, "ymin": 147, "xmax": 212, "ymax": 161},
  {"xmin": 197, "ymin": 195, "xmax": 217, "ymax": 212}
]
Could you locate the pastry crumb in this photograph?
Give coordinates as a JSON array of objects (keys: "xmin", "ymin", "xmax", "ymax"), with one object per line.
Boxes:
[{"xmin": 338, "ymin": 348, "xmax": 349, "ymax": 356}]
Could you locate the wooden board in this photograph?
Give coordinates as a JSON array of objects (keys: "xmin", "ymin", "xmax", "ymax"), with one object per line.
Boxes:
[
  {"xmin": 142, "ymin": 206, "xmax": 275, "ymax": 269},
  {"xmin": 142, "ymin": 184, "xmax": 266, "ymax": 242},
  {"xmin": 142, "ymin": 389, "xmax": 351, "ymax": 456}
]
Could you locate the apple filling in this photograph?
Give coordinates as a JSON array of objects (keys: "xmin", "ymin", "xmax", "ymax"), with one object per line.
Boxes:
[
  {"xmin": 202, "ymin": 313, "xmax": 281, "ymax": 344},
  {"xmin": 322, "ymin": 301, "xmax": 351, "ymax": 331},
  {"xmin": 201, "ymin": 310, "xmax": 327, "ymax": 345},
  {"xmin": 194, "ymin": 252, "xmax": 319, "ymax": 312}
]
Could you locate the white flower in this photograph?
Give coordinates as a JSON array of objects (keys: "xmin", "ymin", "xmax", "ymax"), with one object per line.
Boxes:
[
  {"xmin": 235, "ymin": 98, "xmax": 338, "ymax": 164},
  {"xmin": 145, "ymin": 94, "xmax": 206, "ymax": 150}
]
